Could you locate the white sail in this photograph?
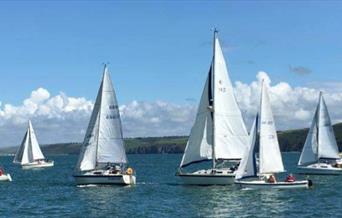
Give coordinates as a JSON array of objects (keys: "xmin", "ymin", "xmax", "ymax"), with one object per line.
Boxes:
[
  {"xmin": 235, "ymin": 114, "xmax": 258, "ymax": 180},
  {"xmin": 180, "ymin": 72, "xmax": 213, "ymax": 167},
  {"xmin": 213, "ymin": 37, "xmax": 249, "ymax": 160},
  {"xmin": 317, "ymin": 93, "xmax": 340, "ymax": 159},
  {"xmin": 180, "ymin": 31, "xmax": 249, "ymax": 168},
  {"xmin": 298, "ymin": 107, "xmax": 319, "ymax": 166},
  {"xmin": 28, "ymin": 121, "xmax": 45, "ymax": 161},
  {"xmin": 76, "ymin": 66, "xmax": 128, "ymax": 172},
  {"xmin": 13, "ymin": 121, "xmax": 45, "ymax": 165},
  {"xmin": 259, "ymin": 82, "xmax": 284, "ymax": 174}
]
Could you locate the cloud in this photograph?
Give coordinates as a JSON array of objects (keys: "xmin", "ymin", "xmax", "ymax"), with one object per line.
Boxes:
[
  {"xmin": 234, "ymin": 71, "xmax": 342, "ymax": 130},
  {"xmin": 1, "ymin": 72, "xmax": 342, "ymax": 148},
  {"xmin": 0, "ymin": 88, "xmax": 93, "ymax": 147},
  {"xmin": 289, "ymin": 65, "xmax": 312, "ymax": 75},
  {"xmin": 0, "ymin": 88, "xmax": 197, "ymax": 148},
  {"xmin": 307, "ymin": 81, "xmax": 342, "ymax": 93},
  {"xmin": 120, "ymin": 100, "xmax": 196, "ymax": 137}
]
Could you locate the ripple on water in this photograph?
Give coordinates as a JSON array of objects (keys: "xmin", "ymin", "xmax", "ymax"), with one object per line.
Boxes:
[{"xmin": 1, "ymin": 153, "xmax": 342, "ymax": 217}]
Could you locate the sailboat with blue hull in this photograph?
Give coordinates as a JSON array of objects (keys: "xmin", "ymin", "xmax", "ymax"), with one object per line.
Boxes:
[
  {"xmin": 297, "ymin": 92, "xmax": 342, "ymax": 175},
  {"xmin": 176, "ymin": 30, "xmax": 249, "ymax": 185}
]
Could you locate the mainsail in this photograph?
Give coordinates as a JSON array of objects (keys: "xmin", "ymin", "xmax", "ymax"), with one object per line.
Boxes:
[
  {"xmin": 298, "ymin": 92, "xmax": 339, "ymax": 166},
  {"xmin": 76, "ymin": 65, "xmax": 128, "ymax": 172},
  {"xmin": 13, "ymin": 121, "xmax": 45, "ymax": 165},
  {"xmin": 259, "ymin": 82, "xmax": 284, "ymax": 174},
  {"xmin": 179, "ymin": 30, "xmax": 248, "ymax": 168},
  {"xmin": 213, "ymin": 36, "xmax": 249, "ymax": 161}
]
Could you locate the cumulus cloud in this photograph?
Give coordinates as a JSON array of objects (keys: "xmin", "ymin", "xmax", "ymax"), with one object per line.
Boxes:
[
  {"xmin": 120, "ymin": 100, "xmax": 196, "ymax": 137},
  {"xmin": 1, "ymin": 72, "xmax": 342, "ymax": 148},
  {"xmin": 0, "ymin": 88, "xmax": 197, "ymax": 148},
  {"xmin": 0, "ymin": 88, "xmax": 93, "ymax": 148},
  {"xmin": 235, "ymin": 71, "xmax": 342, "ymax": 130}
]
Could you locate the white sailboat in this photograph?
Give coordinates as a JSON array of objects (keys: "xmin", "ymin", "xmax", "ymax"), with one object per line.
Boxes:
[
  {"xmin": 297, "ymin": 92, "xmax": 342, "ymax": 175},
  {"xmin": 235, "ymin": 81, "xmax": 312, "ymax": 189},
  {"xmin": 73, "ymin": 65, "xmax": 136, "ymax": 186},
  {"xmin": 0, "ymin": 166, "xmax": 12, "ymax": 182},
  {"xmin": 13, "ymin": 120, "xmax": 54, "ymax": 169},
  {"xmin": 176, "ymin": 30, "xmax": 249, "ymax": 185}
]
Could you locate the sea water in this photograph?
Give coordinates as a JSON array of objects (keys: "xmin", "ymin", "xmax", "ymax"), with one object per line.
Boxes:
[{"xmin": 0, "ymin": 153, "xmax": 341, "ymax": 217}]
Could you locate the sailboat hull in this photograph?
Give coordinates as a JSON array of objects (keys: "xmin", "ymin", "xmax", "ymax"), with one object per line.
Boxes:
[
  {"xmin": 22, "ymin": 161, "xmax": 54, "ymax": 169},
  {"xmin": 298, "ymin": 164, "xmax": 342, "ymax": 175},
  {"xmin": 0, "ymin": 174, "xmax": 12, "ymax": 182},
  {"xmin": 235, "ymin": 180, "xmax": 311, "ymax": 189},
  {"xmin": 177, "ymin": 169, "xmax": 235, "ymax": 185},
  {"xmin": 73, "ymin": 174, "xmax": 136, "ymax": 186}
]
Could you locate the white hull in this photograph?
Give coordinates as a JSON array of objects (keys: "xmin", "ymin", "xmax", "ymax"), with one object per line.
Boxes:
[
  {"xmin": 177, "ymin": 169, "xmax": 235, "ymax": 185},
  {"xmin": 22, "ymin": 161, "xmax": 54, "ymax": 169},
  {"xmin": 0, "ymin": 174, "xmax": 12, "ymax": 182},
  {"xmin": 74, "ymin": 174, "xmax": 136, "ymax": 186},
  {"xmin": 298, "ymin": 164, "xmax": 342, "ymax": 175},
  {"xmin": 235, "ymin": 180, "xmax": 311, "ymax": 189}
]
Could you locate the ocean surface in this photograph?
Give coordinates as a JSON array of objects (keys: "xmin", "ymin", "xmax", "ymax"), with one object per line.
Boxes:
[{"xmin": 0, "ymin": 153, "xmax": 341, "ymax": 217}]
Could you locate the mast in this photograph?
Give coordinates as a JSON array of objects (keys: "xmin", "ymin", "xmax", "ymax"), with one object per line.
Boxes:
[
  {"xmin": 95, "ymin": 64, "xmax": 106, "ymax": 168},
  {"xmin": 258, "ymin": 80, "xmax": 263, "ymax": 174},
  {"xmin": 316, "ymin": 91, "xmax": 322, "ymax": 161},
  {"xmin": 211, "ymin": 28, "xmax": 218, "ymax": 169}
]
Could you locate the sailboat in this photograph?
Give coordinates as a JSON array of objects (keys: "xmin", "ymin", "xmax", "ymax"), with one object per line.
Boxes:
[
  {"xmin": 13, "ymin": 121, "xmax": 54, "ymax": 169},
  {"xmin": 176, "ymin": 30, "xmax": 249, "ymax": 185},
  {"xmin": 297, "ymin": 92, "xmax": 342, "ymax": 175},
  {"xmin": 235, "ymin": 81, "xmax": 312, "ymax": 189},
  {"xmin": 73, "ymin": 65, "xmax": 136, "ymax": 186}
]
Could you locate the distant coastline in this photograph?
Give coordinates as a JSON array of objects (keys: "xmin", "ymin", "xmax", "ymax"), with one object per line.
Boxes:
[{"xmin": 1, "ymin": 123, "xmax": 342, "ymax": 155}]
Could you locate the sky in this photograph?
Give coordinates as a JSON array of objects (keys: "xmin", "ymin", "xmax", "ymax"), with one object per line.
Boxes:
[{"xmin": 1, "ymin": 1, "xmax": 342, "ymax": 147}]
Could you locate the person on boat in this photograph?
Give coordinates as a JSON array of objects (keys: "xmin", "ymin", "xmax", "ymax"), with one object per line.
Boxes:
[
  {"xmin": 0, "ymin": 168, "xmax": 3, "ymax": 176},
  {"xmin": 285, "ymin": 173, "xmax": 296, "ymax": 182},
  {"xmin": 267, "ymin": 174, "xmax": 277, "ymax": 183},
  {"xmin": 106, "ymin": 162, "xmax": 112, "ymax": 170},
  {"xmin": 229, "ymin": 163, "xmax": 240, "ymax": 172}
]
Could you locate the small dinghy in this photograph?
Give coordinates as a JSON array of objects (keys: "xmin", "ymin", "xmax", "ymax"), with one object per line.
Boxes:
[
  {"xmin": 235, "ymin": 82, "xmax": 312, "ymax": 189},
  {"xmin": 297, "ymin": 92, "xmax": 342, "ymax": 175},
  {"xmin": 0, "ymin": 168, "xmax": 12, "ymax": 182},
  {"xmin": 73, "ymin": 65, "xmax": 136, "ymax": 186},
  {"xmin": 13, "ymin": 121, "xmax": 54, "ymax": 169},
  {"xmin": 176, "ymin": 30, "xmax": 249, "ymax": 185}
]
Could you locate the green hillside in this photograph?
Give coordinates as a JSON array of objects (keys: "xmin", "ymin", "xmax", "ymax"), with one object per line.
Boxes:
[{"xmin": 1, "ymin": 123, "xmax": 342, "ymax": 155}]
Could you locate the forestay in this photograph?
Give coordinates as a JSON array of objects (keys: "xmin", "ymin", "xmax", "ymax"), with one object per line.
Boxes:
[
  {"xmin": 235, "ymin": 114, "xmax": 258, "ymax": 180},
  {"xmin": 76, "ymin": 66, "xmax": 128, "ymax": 172},
  {"xmin": 259, "ymin": 82, "xmax": 284, "ymax": 174},
  {"xmin": 13, "ymin": 121, "xmax": 45, "ymax": 165}
]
